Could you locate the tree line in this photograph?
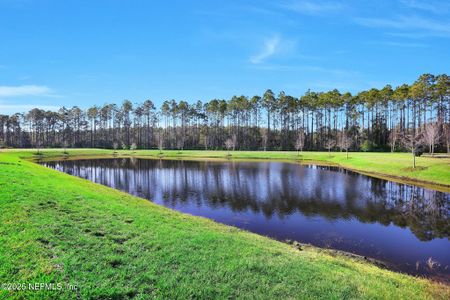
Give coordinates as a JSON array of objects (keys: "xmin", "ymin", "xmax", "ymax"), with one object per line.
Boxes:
[{"xmin": 0, "ymin": 73, "xmax": 449, "ymax": 155}]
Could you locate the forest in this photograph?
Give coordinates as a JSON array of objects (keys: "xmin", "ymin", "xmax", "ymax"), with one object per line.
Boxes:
[{"xmin": 0, "ymin": 73, "xmax": 449, "ymax": 154}]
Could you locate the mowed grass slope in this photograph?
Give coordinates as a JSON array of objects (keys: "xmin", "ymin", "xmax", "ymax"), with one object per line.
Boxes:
[{"xmin": 0, "ymin": 150, "xmax": 449, "ymax": 299}]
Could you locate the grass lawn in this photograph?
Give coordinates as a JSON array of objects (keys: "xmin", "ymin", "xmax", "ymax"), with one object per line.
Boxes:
[{"xmin": 0, "ymin": 149, "xmax": 449, "ymax": 299}]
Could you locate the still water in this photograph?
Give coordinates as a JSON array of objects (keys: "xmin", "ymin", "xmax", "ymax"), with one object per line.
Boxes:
[{"xmin": 42, "ymin": 158, "xmax": 450, "ymax": 280}]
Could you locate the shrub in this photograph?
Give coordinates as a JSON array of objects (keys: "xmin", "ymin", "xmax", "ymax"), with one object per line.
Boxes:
[
  {"xmin": 414, "ymin": 146, "xmax": 425, "ymax": 157},
  {"xmin": 360, "ymin": 140, "xmax": 372, "ymax": 152}
]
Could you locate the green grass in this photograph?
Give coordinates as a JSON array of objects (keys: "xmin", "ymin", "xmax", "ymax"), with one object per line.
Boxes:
[{"xmin": 0, "ymin": 150, "xmax": 449, "ymax": 299}]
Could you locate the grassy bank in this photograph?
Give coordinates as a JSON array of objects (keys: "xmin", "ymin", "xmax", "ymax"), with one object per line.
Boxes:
[{"xmin": 0, "ymin": 150, "xmax": 449, "ymax": 299}]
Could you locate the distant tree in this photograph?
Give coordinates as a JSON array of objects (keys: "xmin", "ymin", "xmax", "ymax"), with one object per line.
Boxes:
[
  {"xmin": 200, "ymin": 125, "xmax": 209, "ymax": 150},
  {"xmin": 262, "ymin": 89, "xmax": 276, "ymax": 149},
  {"xmin": 360, "ymin": 140, "xmax": 372, "ymax": 152},
  {"xmin": 63, "ymin": 140, "xmax": 69, "ymax": 154},
  {"xmin": 36, "ymin": 139, "xmax": 41, "ymax": 155},
  {"xmin": 389, "ymin": 126, "xmax": 399, "ymax": 153},
  {"xmin": 142, "ymin": 99, "xmax": 156, "ymax": 149},
  {"xmin": 294, "ymin": 129, "xmax": 305, "ymax": 155},
  {"xmin": 402, "ymin": 130, "xmax": 424, "ymax": 168},
  {"xmin": 338, "ymin": 131, "xmax": 353, "ymax": 158},
  {"xmin": 87, "ymin": 106, "xmax": 98, "ymax": 148},
  {"xmin": 260, "ymin": 128, "xmax": 268, "ymax": 151},
  {"xmin": 177, "ymin": 136, "xmax": 184, "ymax": 152},
  {"xmin": 203, "ymin": 134, "xmax": 209, "ymax": 150},
  {"xmin": 1, "ymin": 73, "xmax": 449, "ymax": 154},
  {"xmin": 121, "ymin": 100, "xmax": 133, "ymax": 146},
  {"xmin": 130, "ymin": 142, "xmax": 137, "ymax": 153},
  {"xmin": 26, "ymin": 108, "xmax": 45, "ymax": 154},
  {"xmin": 324, "ymin": 139, "xmax": 335, "ymax": 156},
  {"xmin": 122, "ymin": 142, "xmax": 128, "ymax": 150},
  {"xmin": 444, "ymin": 124, "xmax": 450, "ymax": 154},
  {"xmin": 113, "ymin": 142, "xmax": 119, "ymax": 154},
  {"xmin": 0, "ymin": 116, "xmax": 7, "ymax": 147},
  {"xmin": 225, "ymin": 138, "xmax": 234, "ymax": 155},
  {"xmin": 157, "ymin": 132, "xmax": 164, "ymax": 154},
  {"xmin": 423, "ymin": 123, "xmax": 441, "ymax": 156}
]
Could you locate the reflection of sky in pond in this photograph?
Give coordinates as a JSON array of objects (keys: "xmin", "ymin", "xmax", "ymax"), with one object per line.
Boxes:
[{"xmin": 42, "ymin": 158, "xmax": 450, "ymax": 280}]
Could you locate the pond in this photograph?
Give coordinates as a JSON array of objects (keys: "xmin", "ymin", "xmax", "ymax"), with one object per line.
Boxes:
[{"xmin": 41, "ymin": 158, "xmax": 450, "ymax": 280}]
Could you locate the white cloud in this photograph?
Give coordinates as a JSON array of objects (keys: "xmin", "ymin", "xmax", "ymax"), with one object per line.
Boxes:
[
  {"xmin": 250, "ymin": 36, "xmax": 282, "ymax": 64},
  {"xmin": 0, "ymin": 85, "xmax": 54, "ymax": 97},
  {"xmin": 282, "ymin": 0, "xmax": 344, "ymax": 15},
  {"xmin": 355, "ymin": 15, "xmax": 450, "ymax": 37}
]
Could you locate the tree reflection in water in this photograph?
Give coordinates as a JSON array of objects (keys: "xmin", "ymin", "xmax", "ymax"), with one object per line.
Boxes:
[{"xmin": 42, "ymin": 158, "xmax": 450, "ymax": 279}]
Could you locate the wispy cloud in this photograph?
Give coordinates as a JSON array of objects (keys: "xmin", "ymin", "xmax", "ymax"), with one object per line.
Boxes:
[
  {"xmin": 384, "ymin": 41, "xmax": 428, "ymax": 47},
  {"xmin": 250, "ymin": 36, "xmax": 282, "ymax": 64},
  {"xmin": 281, "ymin": 0, "xmax": 344, "ymax": 15},
  {"xmin": 355, "ymin": 15, "xmax": 450, "ymax": 37},
  {"xmin": 368, "ymin": 40, "xmax": 429, "ymax": 48},
  {"xmin": 399, "ymin": 0, "xmax": 450, "ymax": 14},
  {"xmin": 0, "ymin": 85, "xmax": 54, "ymax": 97},
  {"xmin": 302, "ymin": 65, "xmax": 358, "ymax": 76},
  {"xmin": 249, "ymin": 63, "xmax": 357, "ymax": 77},
  {"xmin": 386, "ymin": 32, "xmax": 435, "ymax": 39}
]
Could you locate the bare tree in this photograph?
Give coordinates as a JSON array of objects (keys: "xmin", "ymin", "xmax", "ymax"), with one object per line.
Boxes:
[
  {"xmin": 113, "ymin": 141, "xmax": 119, "ymax": 155},
  {"xmin": 324, "ymin": 139, "xmax": 335, "ymax": 156},
  {"xmin": 260, "ymin": 128, "xmax": 268, "ymax": 151},
  {"xmin": 337, "ymin": 132, "xmax": 344, "ymax": 152},
  {"xmin": 423, "ymin": 122, "xmax": 441, "ymax": 156},
  {"xmin": 338, "ymin": 131, "xmax": 353, "ymax": 159},
  {"xmin": 130, "ymin": 142, "xmax": 137, "ymax": 153},
  {"xmin": 203, "ymin": 134, "xmax": 209, "ymax": 150},
  {"xmin": 232, "ymin": 134, "xmax": 237, "ymax": 151},
  {"xmin": 36, "ymin": 138, "xmax": 41, "ymax": 155},
  {"xmin": 388, "ymin": 126, "xmax": 399, "ymax": 153},
  {"xmin": 294, "ymin": 129, "xmax": 305, "ymax": 156},
  {"xmin": 402, "ymin": 130, "xmax": 424, "ymax": 168},
  {"xmin": 177, "ymin": 136, "xmax": 184, "ymax": 152},
  {"xmin": 63, "ymin": 140, "xmax": 69, "ymax": 154},
  {"xmin": 157, "ymin": 131, "xmax": 164, "ymax": 154},
  {"xmin": 225, "ymin": 138, "xmax": 234, "ymax": 156}
]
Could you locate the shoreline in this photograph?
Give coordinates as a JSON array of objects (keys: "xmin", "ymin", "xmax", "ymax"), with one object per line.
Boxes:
[
  {"xmin": 30, "ymin": 150, "xmax": 450, "ymax": 193},
  {"xmin": 1, "ymin": 150, "xmax": 449, "ymax": 298},
  {"xmin": 33, "ymin": 151, "xmax": 450, "ymax": 282}
]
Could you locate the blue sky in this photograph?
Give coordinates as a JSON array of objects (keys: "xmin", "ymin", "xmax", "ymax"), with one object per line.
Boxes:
[{"xmin": 1, "ymin": 0, "xmax": 449, "ymax": 114}]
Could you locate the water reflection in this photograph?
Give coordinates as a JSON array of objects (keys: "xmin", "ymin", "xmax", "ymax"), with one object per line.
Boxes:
[{"xmin": 42, "ymin": 158, "xmax": 450, "ymax": 279}]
